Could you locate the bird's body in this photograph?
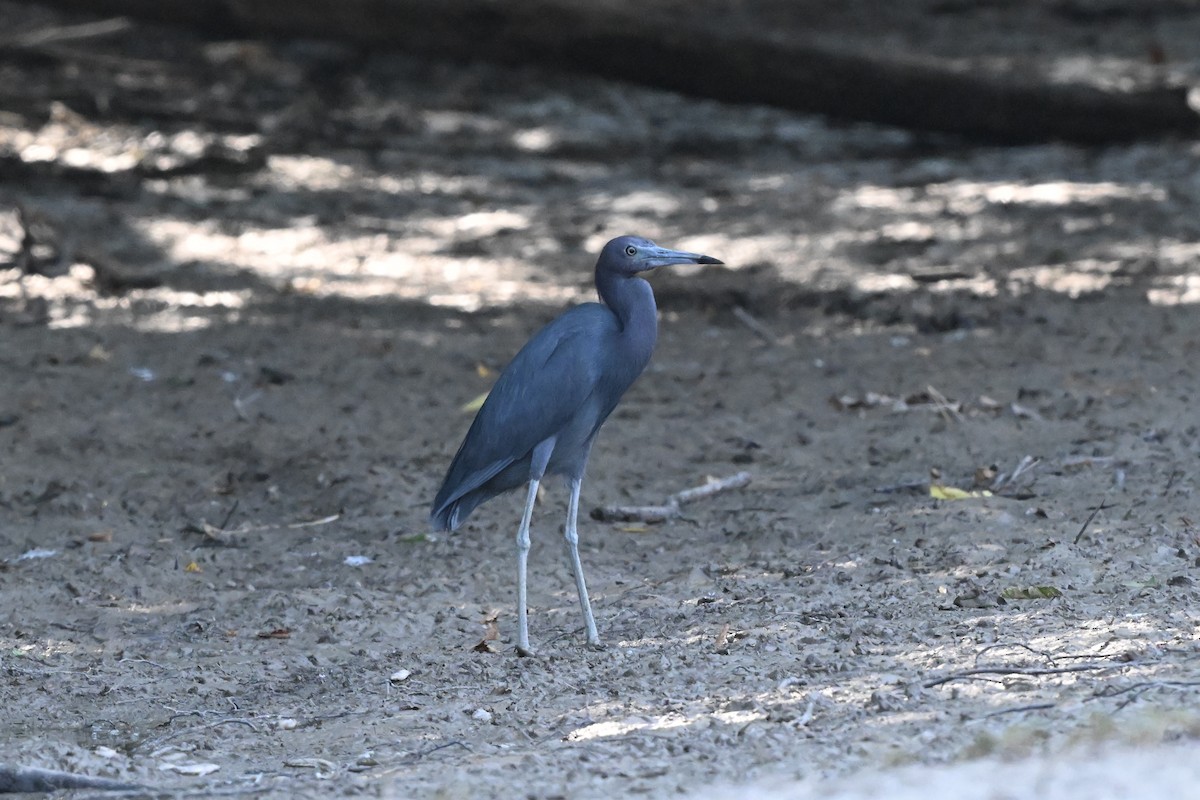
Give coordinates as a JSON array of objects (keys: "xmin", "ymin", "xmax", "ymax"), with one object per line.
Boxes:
[
  {"xmin": 431, "ymin": 236, "xmax": 721, "ymax": 654},
  {"xmin": 432, "ymin": 289, "xmax": 655, "ymax": 529}
]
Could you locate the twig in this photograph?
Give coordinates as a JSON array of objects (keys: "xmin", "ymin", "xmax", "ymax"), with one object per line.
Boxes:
[
  {"xmin": 731, "ymin": 306, "xmax": 777, "ymax": 344},
  {"xmin": 1088, "ymin": 679, "xmax": 1200, "ymax": 703},
  {"xmin": 138, "ymin": 718, "xmax": 259, "ymax": 751},
  {"xmin": 393, "ymin": 741, "xmax": 470, "ymax": 764},
  {"xmin": 991, "ymin": 454, "xmax": 1039, "ymax": 492},
  {"xmin": 792, "ymin": 697, "xmax": 817, "ymax": 727},
  {"xmin": 926, "ymin": 384, "xmax": 964, "ymax": 423},
  {"xmin": 218, "ymin": 499, "xmax": 240, "ymax": 532},
  {"xmin": 190, "ymin": 512, "xmax": 341, "ymax": 545},
  {"xmin": 232, "ymin": 389, "xmax": 262, "ymax": 421},
  {"xmin": 673, "ymin": 471, "xmax": 752, "ymax": 504},
  {"xmin": 1060, "ymin": 455, "xmax": 1114, "ymax": 469},
  {"xmin": 282, "ymin": 513, "xmax": 341, "ymax": 530},
  {"xmin": 592, "ymin": 502, "xmax": 679, "ymax": 523},
  {"xmin": 714, "ymin": 622, "xmax": 730, "ymax": 653},
  {"xmin": 0, "ymin": 17, "xmax": 131, "ymax": 51},
  {"xmin": 972, "ymin": 642, "xmax": 1059, "ymax": 666},
  {"xmin": 923, "ymin": 663, "xmax": 1112, "ymax": 689},
  {"xmin": 874, "ymin": 479, "xmax": 927, "ymax": 494},
  {"xmin": 592, "ymin": 472, "xmax": 751, "ymax": 523},
  {"xmin": 84, "ymin": 782, "xmax": 297, "ymax": 800},
  {"xmin": 116, "ymin": 657, "xmax": 168, "ymax": 670},
  {"xmin": 979, "ymin": 702, "xmax": 1057, "ymax": 718},
  {"xmin": 1074, "ymin": 499, "xmax": 1114, "ymax": 544},
  {"xmin": 0, "ymin": 765, "xmax": 142, "ymax": 793}
]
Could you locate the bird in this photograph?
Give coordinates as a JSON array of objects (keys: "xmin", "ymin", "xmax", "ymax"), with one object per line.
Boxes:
[{"xmin": 431, "ymin": 235, "xmax": 722, "ymax": 655}]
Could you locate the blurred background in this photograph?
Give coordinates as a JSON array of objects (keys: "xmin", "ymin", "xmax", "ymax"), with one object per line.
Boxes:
[
  {"xmin": 3, "ymin": 0, "xmax": 1199, "ymax": 325},
  {"xmin": 2, "ymin": 2, "xmax": 1199, "ymax": 797}
]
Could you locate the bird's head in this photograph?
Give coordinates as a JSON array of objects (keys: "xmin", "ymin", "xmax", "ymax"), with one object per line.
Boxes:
[{"xmin": 601, "ymin": 235, "xmax": 723, "ymax": 276}]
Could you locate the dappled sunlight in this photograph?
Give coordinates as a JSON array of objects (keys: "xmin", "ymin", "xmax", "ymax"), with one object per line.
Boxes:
[
  {"xmin": 3, "ymin": 638, "xmax": 84, "ymax": 659},
  {"xmin": 566, "ymin": 708, "xmax": 763, "ymax": 742},
  {"xmin": 268, "ymin": 153, "xmax": 365, "ymax": 191},
  {"xmin": 848, "ymin": 179, "xmax": 1165, "ymax": 214},
  {"xmin": 1, "ymin": 111, "xmax": 263, "ymax": 178},
  {"xmin": 545, "ymin": 591, "xmax": 1195, "ymax": 749},
  {"xmin": 135, "ymin": 207, "xmax": 575, "ymax": 312},
  {"xmin": 511, "ymin": 126, "xmax": 558, "ymax": 153},
  {"xmin": 3, "ymin": 0, "xmax": 1195, "ymax": 340},
  {"xmin": 0, "ymin": 264, "xmax": 93, "ymax": 312},
  {"xmin": 1147, "ymin": 273, "xmax": 1200, "ymax": 306},
  {"xmin": 854, "ymin": 273, "xmax": 920, "ymax": 293},
  {"xmin": 535, "ymin": 487, "xmax": 1200, "ymax": 751},
  {"xmin": 940, "ymin": 179, "xmax": 1165, "ymax": 208},
  {"xmin": 8, "ymin": 94, "xmax": 1194, "ymax": 324},
  {"xmin": 1008, "ymin": 259, "xmax": 1123, "ymax": 298}
]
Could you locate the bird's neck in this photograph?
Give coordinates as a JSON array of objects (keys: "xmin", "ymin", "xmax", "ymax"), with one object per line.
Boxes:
[{"xmin": 597, "ymin": 271, "xmax": 658, "ymax": 359}]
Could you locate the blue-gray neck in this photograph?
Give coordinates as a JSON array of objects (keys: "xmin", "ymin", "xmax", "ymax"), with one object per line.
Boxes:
[{"xmin": 596, "ymin": 268, "xmax": 658, "ymax": 369}]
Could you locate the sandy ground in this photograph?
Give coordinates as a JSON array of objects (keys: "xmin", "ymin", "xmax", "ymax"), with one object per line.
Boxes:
[{"xmin": 1, "ymin": 1, "xmax": 1199, "ymax": 797}]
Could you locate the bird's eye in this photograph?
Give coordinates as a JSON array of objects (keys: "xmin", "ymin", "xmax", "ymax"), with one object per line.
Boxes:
[{"xmin": 624, "ymin": 245, "xmax": 638, "ymax": 256}]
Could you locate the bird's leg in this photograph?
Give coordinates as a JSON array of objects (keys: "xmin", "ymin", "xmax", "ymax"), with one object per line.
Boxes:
[
  {"xmin": 564, "ymin": 478, "xmax": 602, "ymax": 648},
  {"xmin": 516, "ymin": 477, "xmax": 539, "ymax": 657}
]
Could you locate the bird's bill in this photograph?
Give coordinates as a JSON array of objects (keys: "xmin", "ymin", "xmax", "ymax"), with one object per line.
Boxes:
[{"xmin": 643, "ymin": 246, "xmax": 724, "ymax": 269}]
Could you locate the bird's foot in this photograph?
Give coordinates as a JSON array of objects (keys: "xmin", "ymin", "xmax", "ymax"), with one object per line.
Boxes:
[
  {"xmin": 516, "ymin": 643, "xmax": 538, "ymax": 658},
  {"xmin": 585, "ymin": 638, "xmax": 606, "ymax": 652}
]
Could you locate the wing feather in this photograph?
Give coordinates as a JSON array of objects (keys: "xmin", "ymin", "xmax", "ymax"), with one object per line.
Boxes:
[{"xmin": 431, "ymin": 305, "xmax": 612, "ymax": 518}]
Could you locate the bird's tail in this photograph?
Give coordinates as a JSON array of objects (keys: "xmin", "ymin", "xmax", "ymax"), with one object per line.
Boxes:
[
  {"xmin": 430, "ymin": 491, "xmax": 484, "ymax": 532},
  {"xmin": 429, "ymin": 501, "xmax": 459, "ymax": 532}
]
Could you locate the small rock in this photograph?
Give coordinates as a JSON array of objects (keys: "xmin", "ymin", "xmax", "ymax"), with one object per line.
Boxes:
[{"xmin": 160, "ymin": 763, "xmax": 220, "ymax": 776}]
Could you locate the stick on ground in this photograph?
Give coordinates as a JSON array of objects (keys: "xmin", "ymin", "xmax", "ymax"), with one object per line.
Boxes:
[
  {"xmin": 0, "ymin": 765, "xmax": 142, "ymax": 793},
  {"xmin": 923, "ymin": 663, "xmax": 1112, "ymax": 689},
  {"xmin": 592, "ymin": 471, "xmax": 752, "ymax": 523}
]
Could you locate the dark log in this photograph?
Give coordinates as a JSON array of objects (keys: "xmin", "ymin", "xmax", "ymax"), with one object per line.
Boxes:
[
  {"xmin": 0, "ymin": 764, "xmax": 143, "ymax": 793},
  {"xmin": 18, "ymin": 0, "xmax": 1200, "ymax": 143}
]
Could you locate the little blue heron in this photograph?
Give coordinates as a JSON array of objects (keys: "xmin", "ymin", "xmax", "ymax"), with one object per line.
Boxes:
[{"xmin": 431, "ymin": 235, "xmax": 722, "ymax": 655}]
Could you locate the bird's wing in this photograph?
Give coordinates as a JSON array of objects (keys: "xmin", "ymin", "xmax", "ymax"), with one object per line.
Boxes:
[{"xmin": 435, "ymin": 305, "xmax": 613, "ymax": 505}]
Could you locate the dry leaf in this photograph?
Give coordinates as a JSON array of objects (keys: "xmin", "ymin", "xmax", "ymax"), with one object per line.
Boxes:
[
  {"xmin": 160, "ymin": 762, "xmax": 220, "ymax": 776},
  {"xmin": 461, "ymin": 391, "xmax": 489, "ymax": 413},
  {"xmin": 86, "ymin": 345, "xmax": 112, "ymax": 363},
  {"xmin": 953, "ymin": 593, "xmax": 996, "ymax": 608},
  {"xmin": 257, "ymin": 628, "xmax": 291, "ymax": 639},
  {"xmin": 1001, "ymin": 586, "xmax": 1064, "ymax": 600},
  {"xmin": 930, "ymin": 484, "xmax": 993, "ymax": 500},
  {"xmin": 973, "ymin": 465, "xmax": 998, "ymax": 486},
  {"xmin": 473, "ymin": 617, "xmax": 500, "ymax": 653},
  {"xmin": 714, "ymin": 622, "xmax": 730, "ymax": 653},
  {"xmin": 1010, "ymin": 402, "xmax": 1043, "ymax": 420}
]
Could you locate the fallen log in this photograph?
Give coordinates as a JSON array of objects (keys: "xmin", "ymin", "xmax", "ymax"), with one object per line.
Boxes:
[
  {"xmin": 0, "ymin": 764, "xmax": 143, "ymax": 793},
  {"xmin": 18, "ymin": 0, "xmax": 1200, "ymax": 143}
]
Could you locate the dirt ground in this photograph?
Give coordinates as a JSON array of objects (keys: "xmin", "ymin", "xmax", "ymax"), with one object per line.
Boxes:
[{"xmin": 1, "ymin": 2, "xmax": 1199, "ymax": 797}]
